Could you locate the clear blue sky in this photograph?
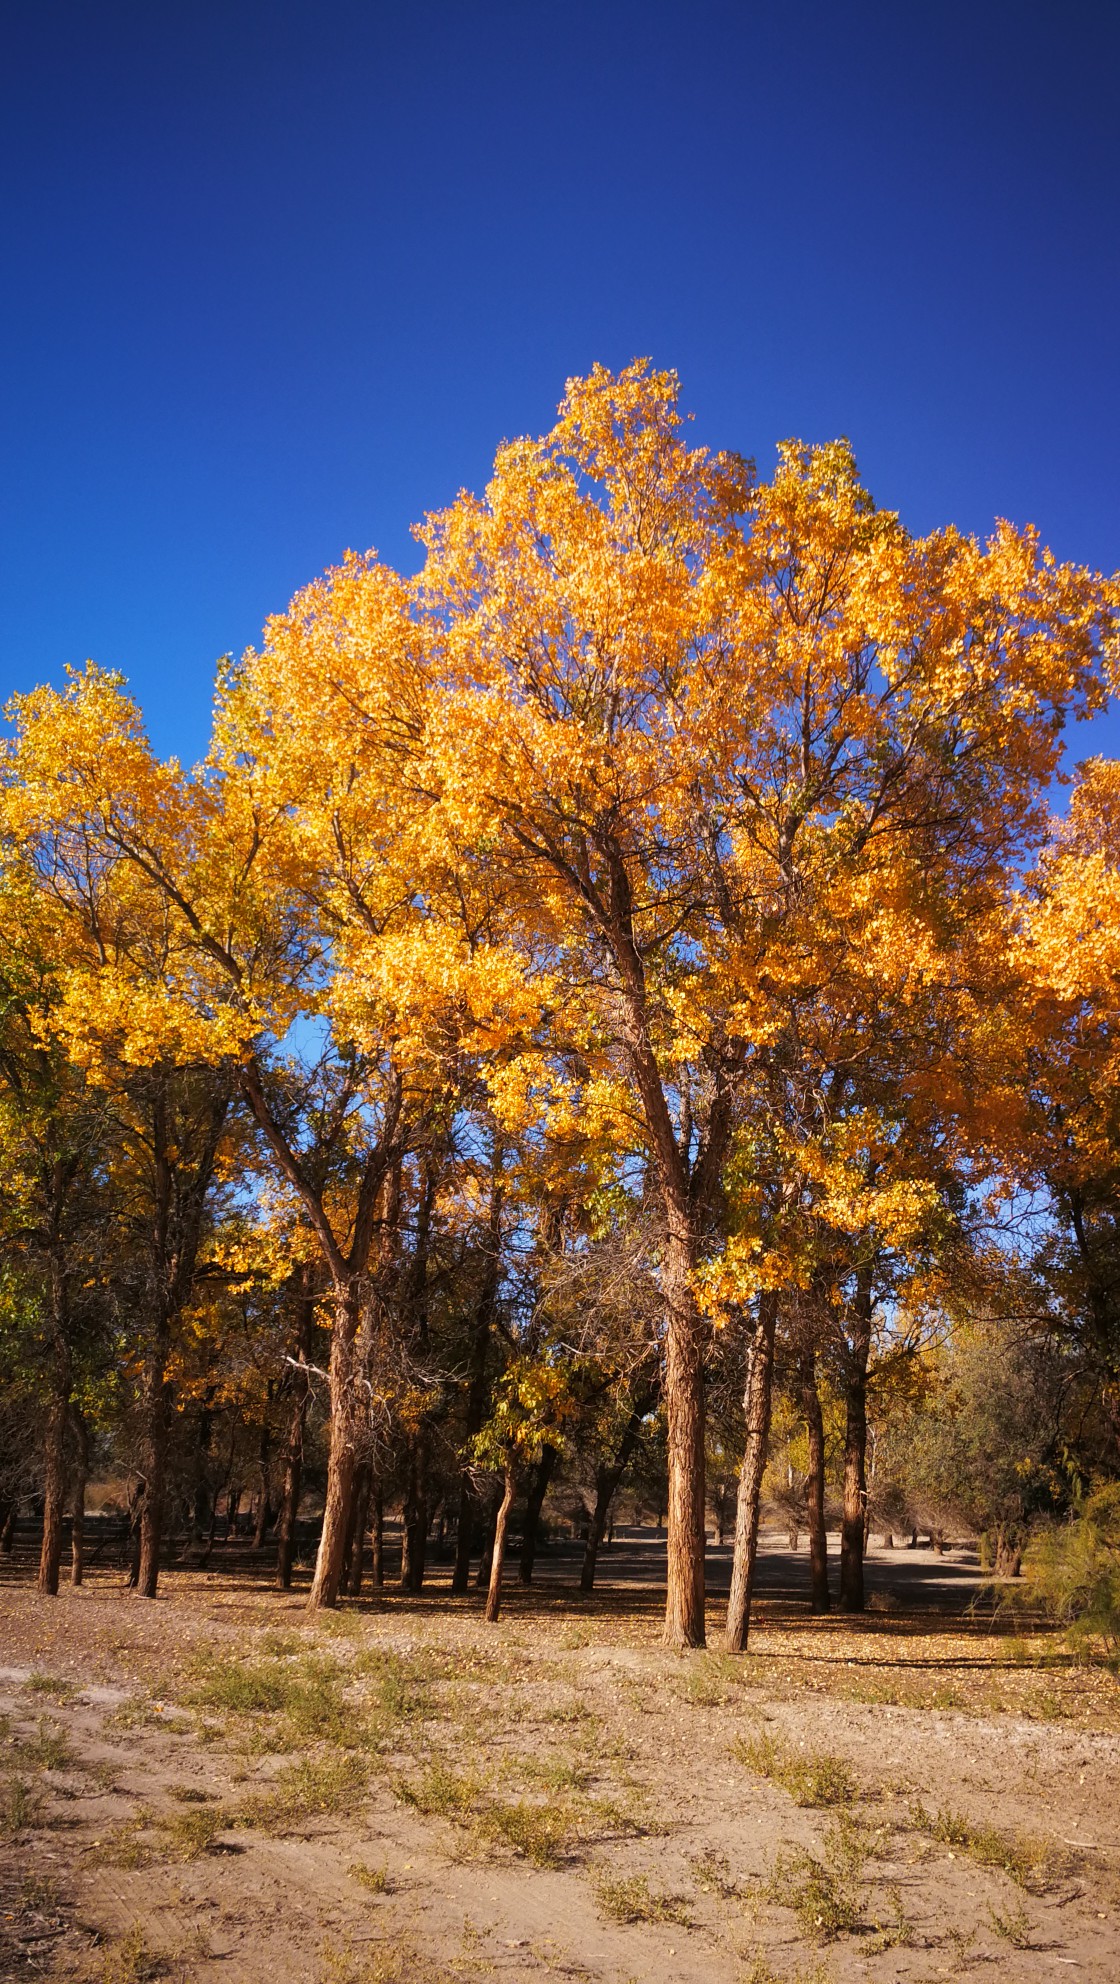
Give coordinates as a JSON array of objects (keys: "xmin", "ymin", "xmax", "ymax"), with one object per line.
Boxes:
[{"xmin": 2, "ymin": 1, "xmax": 1117, "ymax": 771}]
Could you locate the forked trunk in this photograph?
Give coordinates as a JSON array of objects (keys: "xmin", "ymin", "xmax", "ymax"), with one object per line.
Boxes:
[
  {"xmin": 308, "ymin": 1285, "xmax": 362, "ymax": 1609},
  {"xmin": 800, "ymin": 1349, "xmax": 830, "ymax": 1614},
  {"xmin": 485, "ymin": 1465, "xmax": 517, "ymax": 1624},
  {"xmin": 70, "ymin": 1407, "xmax": 89, "ymax": 1587},
  {"xmin": 725, "ymin": 1291, "xmax": 778, "ymax": 1653},
  {"xmin": 661, "ymin": 1229, "xmax": 707, "ymax": 1650},
  {"xmin": 518, "ymin": 1444, "xmax": 557, "ymax": 1584}
]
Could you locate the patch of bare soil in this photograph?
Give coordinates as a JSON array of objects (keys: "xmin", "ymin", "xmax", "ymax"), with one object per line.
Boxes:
[{"xmin": 1, "ymin": 1552, "xmax": 1118, "ymax": 1984}]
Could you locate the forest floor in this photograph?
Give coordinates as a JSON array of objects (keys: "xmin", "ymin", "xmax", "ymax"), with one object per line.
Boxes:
[{"xmin": 1, "ymin": 1532, "xmax": 1119, "ymax": 1984}]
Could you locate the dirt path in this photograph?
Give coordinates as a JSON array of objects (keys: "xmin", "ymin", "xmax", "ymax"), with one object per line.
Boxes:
[{"xmin": 1, "ymin": 1559, "xmax": 1118, "ymax": 1983}]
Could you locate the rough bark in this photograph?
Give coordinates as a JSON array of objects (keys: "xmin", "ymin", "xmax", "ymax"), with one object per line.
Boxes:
[
  {"xmin": 308, "ymin": 1283, "xmax": 363, "ymax": 1609},
  {"xmin": 485, "ymin": 1465, "xmax": 517, "ymax": 1624},
  {"xmin": 661, "ymin": 1226, "xmax": 708, "ymax": 1648},
  {"xmin": 518, "ymin": 1444, "xmax": 557, "ymax": 1585},
  {"xmin": 839, "ymin": 1267, "xmax": 873, "ymax": 1613},
  {"xmin": 725, "ymin": 1291, "xmax": 779, "ymax": 1652},
  {"xmin": 800, "ymin": 1348, "xmax": 830, "ymax": 1614}
]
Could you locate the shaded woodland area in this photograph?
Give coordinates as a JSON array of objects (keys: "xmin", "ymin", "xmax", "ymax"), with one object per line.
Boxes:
[{"xmin": 2, "ymin": 364, "xmax": 1119, "ymax": 1657}]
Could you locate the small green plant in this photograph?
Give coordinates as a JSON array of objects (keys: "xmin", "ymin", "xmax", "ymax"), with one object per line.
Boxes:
[
  {"xmin": 987, "ymin": 1898, "xmax": 1034, "ymax": 1947},
  {"xmin": 91, "ymin": 1819, "xmax": 156, "ymax": 1869},
  {"xmin": 733, "ymin": 1731, "xmax": 859, "ymax": 1807},
  {"xmin": 20, "ymin": 1870, "xmax": 61, "ymax": 1910},
  {"xmin": 477, "ymin": 1795, "xmax": 572, "ymax": 1866},
  {"xmin": 909, "ymin": 1801, "xmax": 1051, "ymax": 1890},
  {"xmin": 690, "ymin": 1846, "xmax": 741, "ymax": 1898},
  {"xmin": 241, "ymin": 1752, "xmax": 371, "ymax": 1833},
  {"xmin": 394, "ymin": 1758, "xmax": 478, "ymax": 1822},
  {"xmin": 23, "ymin": 1671, "xmax": 76, "ymax": 1699},
  {"xmin": 98, "ymin": 1925, "xmax": 163, "ymax": 1984},
  {"xmin": 16, "ymin": 1717, "xmax": 75, "ymax": 1770},
  {"xmin": 321, "ymin": 1938, "xmax": 455, "ymax": 1984},
  {"xmin": 766, "ymin": 1814, "xmax": 867, "ymax": 1941},
  {"xmin": 592, "ymin": 1869, "xmax": 692, "ymax": 1926},
  {"xmin": 349, "ymin": 1859, "xmax": 391, "ymax": 1894},
  {"xmin": 159, "ymin": 1802, "xmax": 232, "ymax": 1858},
  {"xmin": 0, "ymin": 1775, "xmax": 41, "ymax": 1839}
]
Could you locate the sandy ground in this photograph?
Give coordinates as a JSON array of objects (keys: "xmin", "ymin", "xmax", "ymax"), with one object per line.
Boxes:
[{"xmin": 1, "ymin": 1533, "xmax": 1119, "ymax": 1984}]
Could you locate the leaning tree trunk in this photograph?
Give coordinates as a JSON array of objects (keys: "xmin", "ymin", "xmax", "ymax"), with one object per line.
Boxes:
[
  {"xmin": 839, "ymin": 1268, "xmax": 873, "ymax": 1613},
  {"xmin": 308, "ymin": 1284, "xmax": 362, "ymax": 1609},
  {"xmin": 485, "ymin": 1465, "xmax": 517, "ymax": 1624},
  {"xmin": 662, "ymin": 1227, "xmax": 708, "ymax": 1649},
  {"xmin": 725, "ymin": 1291, "xmax": 779, "ymax": 1653},
  {"xmin": 70, "ymin": 1406, "xmax": 89, "ymax": 1588},
  {"xmin": 518, "ymin": 1444, "xmax": 557, "ymax": 1585},
  {"xmin": 800, "ymin": 1349, "xmax": 830, "ymax": 1615}
]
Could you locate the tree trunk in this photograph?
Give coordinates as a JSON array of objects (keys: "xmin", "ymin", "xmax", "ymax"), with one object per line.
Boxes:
[
  {"xmin": 580, "ymin": 1395, "xmax": 651, "ymax": 1593},
  {"xmin": 136, "ymin": 1329, "xmax": 171, "ymax": 1599},
  {"xmin": 346, "ymin": 1464, "xmax": 372, "ymax": 1596},
  {"xmin": 518, "ymin": 1444, "xmax": 557, "ymax": 1584},
  {"xmin": 839, "ymin": 1268, "xmax": 873, "ymax": 1614},
  {"xmin": 475, "ymin": 1483, "xmax": 501, "ymax": 1588},
  {"xmin": 371, "ymin": 1484, "xmax": 384, "ymax": 1587},
  {"xmin": 308, "ymin": 1284, "xmax": 361, "ymax": 1609},
  {"xmin": 485, "ymin": 1465, "xmax": 517, "ymax": 1624},
  {"xmin": 725, "ymin": 1291, "xmax": 779, "ymax": 1652},
  {"xmin": 252, "ymin": 1417, "xmax": 272, "ymax": 1549},
  {"xmin": 452, "ymin": 1160, "xmax": 503, "ymax": 1595},
  {"xmin": 0, "ymin": 1502, "xmax": 14, "ymax": 1553},
  {"xmin": 38, "ymin": 1247, "xmax": 73, "ymax": 1597},
  {"xmin": 800, "ymin": 1349, "xmax": 830, "ymax": 1615},
  {"xmin": 399, "ymin": 1430, "xmax": 429, "ymax": 1593},
  {"xmin": 37, "ymin": 1384, "xmax": 70, "ymax": 1597},
  {"xmin": 662, "ymin": 1229, "xmax": 708, "ymax": 1649},
  {"xmin": 70, "ymin": 1406, "xmax": 89, "ymax": 1587},
  {"xmin": 276, "ymin": 1270, "xmax": 316, "ymax": 1589}
]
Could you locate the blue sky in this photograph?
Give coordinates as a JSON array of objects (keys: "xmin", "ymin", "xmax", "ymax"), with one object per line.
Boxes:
[{"xmin": 2, "ymin": 1, "xmax": 1117, "ymax": 774}]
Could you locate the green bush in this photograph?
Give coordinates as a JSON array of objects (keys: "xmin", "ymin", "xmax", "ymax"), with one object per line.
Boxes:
[{"xmin": 1026, "ymin": 1484, "xmax": 1120, "ymax": 1665}]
